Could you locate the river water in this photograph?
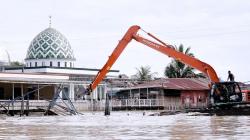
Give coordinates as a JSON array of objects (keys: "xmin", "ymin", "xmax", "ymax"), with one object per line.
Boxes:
[{"xmin": 0, "ymin": 111, "xmax": 250, "ymax": 140}]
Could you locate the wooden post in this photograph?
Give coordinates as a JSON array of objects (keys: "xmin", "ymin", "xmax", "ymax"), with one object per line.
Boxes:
[
  {"xmin": 104, "ymin": 92, "xmax": 110, "ymax": 116},
  {"xmin": 26, "ymin": 97, "xmax": 29, "ymax": 116}
]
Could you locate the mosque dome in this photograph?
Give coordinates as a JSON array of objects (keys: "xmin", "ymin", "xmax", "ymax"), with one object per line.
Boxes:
[
  {"xmin": 25, "ymin": 27, "xmax": 75, "ymax": 68},
  {"xmin": 0, "ymin": 48, "xmax": 10, "ymax": 66},
  {"xmin": 26, "ymin": 27, "xmax": 75, "ymax": 60}
]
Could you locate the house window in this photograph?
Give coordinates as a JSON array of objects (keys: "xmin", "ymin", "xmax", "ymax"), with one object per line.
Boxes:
[
  {"xmin": 65, "ymin": 62, "xmax": 67, "ymax": 67},
  {"xmin": 58, "ymin": 62, "xmax": 60, "ymax": 67},
  {"xmin": 30, "ymin": 62, "xmax": 32, "ymax": 67},
  {"xmin": 50, "ymin": 61, "xmax": 53, "ymax": 67},
  {"xmin": 35, "ymin": 62, "xmax": 37, "ymax": 67},
  {"xmin": 70, "ymin": 62, "xmax": 72, "ymax": 68}
]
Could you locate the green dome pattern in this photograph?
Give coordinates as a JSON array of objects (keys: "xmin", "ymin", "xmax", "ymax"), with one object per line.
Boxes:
[{"xmin": 26, "ymin": 28, "xmax": 75, "ymax": 60}]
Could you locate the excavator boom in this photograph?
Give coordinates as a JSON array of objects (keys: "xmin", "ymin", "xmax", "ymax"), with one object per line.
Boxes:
[
  {"xmin": 89, "ymin": 26, "xmax": 140, "ymax": 91},
  {"xmin": 88, "ymin": 25, "xmax": 219, "ymax": 92},
  {"xmin": 133, "ymin": 34, "xmax": 219, "ymax": 82}
]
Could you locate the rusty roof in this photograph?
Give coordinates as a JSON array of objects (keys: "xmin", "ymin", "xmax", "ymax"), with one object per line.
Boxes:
[{"xmin": 127, "ymin": 78, "xmax": 210, "ymax": 90}]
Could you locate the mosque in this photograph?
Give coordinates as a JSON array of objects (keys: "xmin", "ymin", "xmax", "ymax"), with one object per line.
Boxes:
[{"xmin": 0, "ymin": 23, "xmax": 119, "ymax": 112}]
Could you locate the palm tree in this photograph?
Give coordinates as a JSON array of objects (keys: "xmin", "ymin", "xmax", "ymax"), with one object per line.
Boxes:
[
  {"xmin": 135, "ymin": 66, "xmax": 154, "ymax": 81},
  {"xmin": 164, "ymin": 44, "xmax": 198, "ymax": 78}
]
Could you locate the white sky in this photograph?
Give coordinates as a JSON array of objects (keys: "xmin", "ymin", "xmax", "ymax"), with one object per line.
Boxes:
[{"xmin": 0, "ymin": 0, "xmax": 250, "ymax": 82}]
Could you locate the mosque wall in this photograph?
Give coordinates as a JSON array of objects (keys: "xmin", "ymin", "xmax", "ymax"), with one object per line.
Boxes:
[{"xmin": 25, "ymin": 59, "xmax": 75, "ymax": 68}]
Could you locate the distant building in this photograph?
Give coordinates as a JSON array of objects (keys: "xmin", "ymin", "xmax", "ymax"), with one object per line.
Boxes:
[{"xmin": 112, "ymin": 78, "xmax": 210, "ymax": 110}]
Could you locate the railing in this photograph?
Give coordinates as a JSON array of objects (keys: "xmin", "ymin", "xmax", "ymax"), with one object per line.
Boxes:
[
  {"xmin": 1, "ymin": 99, "xmax": 198, "ymax": 111},
  {"xmin": 0, "ymin": 100, "xmax": 50, "ymax": 110},
  {"xmin": 183, "ymin": 102, "xmax": 208, "ymax": 109},
  {"xmin": 111, "ymin": 99, "xmax": 164, "ymax": 107}
]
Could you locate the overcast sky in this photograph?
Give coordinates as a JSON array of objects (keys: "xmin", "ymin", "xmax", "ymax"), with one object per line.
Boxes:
[{"xmin": 0, "ymin": 0, "xmax": 250, "ymax": 82}]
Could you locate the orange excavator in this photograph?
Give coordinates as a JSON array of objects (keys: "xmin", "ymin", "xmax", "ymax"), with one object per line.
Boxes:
[{"xmin": 86, "ymin": 25, "xmax": 243, "ymax": 107}]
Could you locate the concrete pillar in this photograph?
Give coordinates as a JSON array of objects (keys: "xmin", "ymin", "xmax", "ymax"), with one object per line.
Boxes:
[
  {"xmin": 21, "ymin": 84, "xmax": 24, "ymax": 116},
  {"xmin": 21, "ymin": 84, "xmax": 23, "ymax": 97},
  {"xmin": 147, "ymin": 88, "xmax": 149, "ymax": 99},
  {"xmin": 12, "ymin": 83, "xmax": 14, "ymax": 114},
  {"xmin": 69, "ymin": 83, "xmax": 74, "ymax": 101},
  {"xmin": 93, "ymin": 88, "xmax": 97, "ymax": 100},
  {"xmin": 12, "ymin": 83, "xmax": 14, "ymax": 100},
  {"xmin": 130, "ymin": 88, "xmax": 132, "ymax": 99},
  {"xmin": 139, "ymin": 88, "xmax": 140, "ymax": 99},
  {"xmin": 104, "ymin": 84, "xmax": 107, "ymax": 100},
  {"xmin": 162, "ymin": 88, "xmax": 165, "ymax": 107},
  {"xmin": 37, "ymin": 84, "xmax": 40, "ymax": 100}
]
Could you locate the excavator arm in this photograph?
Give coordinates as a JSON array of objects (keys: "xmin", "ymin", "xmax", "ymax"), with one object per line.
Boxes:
[
  {"xmin": 87, "ymin": 25, "xmax": 219, "ymax": 93},
  {"xmin": 132, "ymin": 32, "xmax": 219, "ymax": 82},
  {"xmin": 87, "ymin": 25, "xmax": 141, "ymax": 92}
]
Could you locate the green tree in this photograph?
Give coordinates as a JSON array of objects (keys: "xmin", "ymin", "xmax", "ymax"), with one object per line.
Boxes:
[
  {"xmin": 10, "ymin": 61, "xmax": 24, "ymax": 66},
  {"xmin": 164, "ymin": 44, "xmax": 202, "ymax": 78},
  {"xmin": 135, "ymin": 66, "xmax": 154, "ymax": 81}
]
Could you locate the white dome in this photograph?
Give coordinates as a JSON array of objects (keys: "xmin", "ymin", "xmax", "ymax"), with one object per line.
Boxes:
[
  {"xmin": 25, "ymin": 27, "xmax": 75, "ymax": 60},
  {"xmin": 0, "ymin": 48, "xmax": 10, "ymax": 66},
  {"xmin": 25, "ymin": 27, "xmax": 75, "ymax": 68}
]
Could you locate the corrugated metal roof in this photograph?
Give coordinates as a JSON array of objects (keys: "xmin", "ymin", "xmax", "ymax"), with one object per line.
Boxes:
[{"xmin": 127, "ymin": 78, "xmax": 210, "ymax": 90}]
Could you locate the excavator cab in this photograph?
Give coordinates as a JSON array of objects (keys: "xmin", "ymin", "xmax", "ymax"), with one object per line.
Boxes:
[{"xmin": 210, "ymin": 82, "xmax": 243, "ymax": 105}]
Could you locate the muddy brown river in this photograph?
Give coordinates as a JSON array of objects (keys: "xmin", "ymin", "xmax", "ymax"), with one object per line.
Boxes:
[{"xmin": 0, "ymin": 112, "xmax": 249, "ymax": 139}]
